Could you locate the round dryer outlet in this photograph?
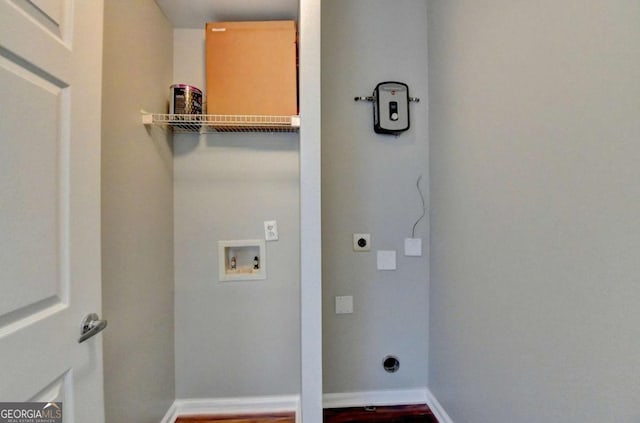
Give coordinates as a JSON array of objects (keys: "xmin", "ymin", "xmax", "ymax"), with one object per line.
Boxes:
[{"xmin": 353, "ymin": 233, "xmax": 371, "ymax": 252}]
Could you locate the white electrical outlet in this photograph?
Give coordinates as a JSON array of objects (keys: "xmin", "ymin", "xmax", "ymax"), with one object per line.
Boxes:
[
  {"xmin": 353, "ymin": 233, "xmax": 371, "ymax": 251},
  {"xmin": 335, "ymin": 296, "xmax": 353, "ymax": 314},
  {"xmin": 264, "ymin": 220, "xmax": 278, "ymax": 241}
]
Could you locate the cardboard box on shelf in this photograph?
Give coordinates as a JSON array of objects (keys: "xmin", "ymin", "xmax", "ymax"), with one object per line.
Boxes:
[{"xmin": 205, "ymin": 20, "xmax": 298, "ymax": 116}]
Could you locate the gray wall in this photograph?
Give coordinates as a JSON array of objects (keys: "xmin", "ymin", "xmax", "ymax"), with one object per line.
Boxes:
[
  {"xmin": 322, "ymin": 0, "xmax": 429, "ymax": 394},
  {"xmin": 172, "ymin": 29, "xmax": 301, "ymax": 398},
  {"xmin": 428, "ymin": 1, "xmax": 640, "ymax": 422},
  {"xmin": 101, "ymin": 1, "xmax": 175, "ymax": 422}
]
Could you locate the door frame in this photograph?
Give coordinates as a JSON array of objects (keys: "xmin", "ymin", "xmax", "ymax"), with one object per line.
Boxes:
[{"xmin": 299, "ymin": 0, "xmax": 323, "ymax": 422}]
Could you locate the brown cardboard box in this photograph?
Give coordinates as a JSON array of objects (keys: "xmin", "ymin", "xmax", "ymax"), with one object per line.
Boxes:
[{"xmin": 205, "ymin": 21, "xmax": 297, "ymax": 116}]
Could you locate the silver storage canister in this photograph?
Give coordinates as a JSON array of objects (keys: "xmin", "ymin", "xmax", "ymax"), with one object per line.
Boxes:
[{"xmin": 169, "ymin": 84, "xmax": 203, "ymax": 114}]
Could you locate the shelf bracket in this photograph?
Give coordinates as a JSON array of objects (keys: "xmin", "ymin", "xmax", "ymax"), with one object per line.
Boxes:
[{"xmin": 141, "ymin": 110, "xmax": 154, "ymax": 125}]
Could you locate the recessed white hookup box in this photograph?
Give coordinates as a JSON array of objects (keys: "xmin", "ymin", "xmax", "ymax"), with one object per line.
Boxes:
[
  {"xmin": 377, "ymin": 250, "xmax": 397, "ymax": 270},
  {"xmin": 404, "ymin": 238, "xmax": 422, "ymax": 257},
  {"xmin": 218, "ymin": 239, "xmax": 266, "ymax": 281}
]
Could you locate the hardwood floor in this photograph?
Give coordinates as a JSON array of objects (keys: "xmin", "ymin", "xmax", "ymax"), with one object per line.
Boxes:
[
  {"xmin": 174, "ymin": 404, "xmax": 438, "ymax": 423},
  {"xmin": 323, "ymin": 404, "xmax": 439, "ymax": 423},
  {"xmin": 174, "ymin": 412, "xmax": 295, "ymax": 423}
]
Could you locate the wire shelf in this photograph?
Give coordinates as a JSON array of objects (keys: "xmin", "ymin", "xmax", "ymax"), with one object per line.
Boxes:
[{"xmin": 142, "ymin": 113, "xmax": 300, "ymax": 133}]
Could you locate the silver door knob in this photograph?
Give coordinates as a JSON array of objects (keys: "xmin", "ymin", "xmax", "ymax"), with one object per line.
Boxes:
[{"xmin": 78, "ymin": 313, "xmax": 108, "ymax": 343}]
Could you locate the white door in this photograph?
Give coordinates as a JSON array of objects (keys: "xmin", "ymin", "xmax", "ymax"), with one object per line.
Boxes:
[{"xmin": 0, "ymin": 0, "xmax": 105, "ymax": 421}]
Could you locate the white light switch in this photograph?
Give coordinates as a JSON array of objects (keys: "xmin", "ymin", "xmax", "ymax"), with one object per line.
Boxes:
[
  {"xmin": 264, "ymin": 220, "xmax": 278, "ymax": 241},
  {"xmin": 335, "ymin": 296, "xmax": 353, "ymax": 314},
  {"xmin": 377, "ymin": 250, "xmax": 397, "ymax": 270}
]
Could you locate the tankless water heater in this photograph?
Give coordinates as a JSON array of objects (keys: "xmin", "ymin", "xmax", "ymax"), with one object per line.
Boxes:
[{"xmin": 373, "ymin": 81, "xmax": 410, "ymax": 135}]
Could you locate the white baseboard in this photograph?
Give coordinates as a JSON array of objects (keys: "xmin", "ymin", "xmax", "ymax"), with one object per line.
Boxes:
[
  {"xmin": 323, "ymin": 388, "xmax": 453, "ymax": 423},
  {"xmin": 159, "ymin": 401, "xmax": 178, "ymax": 423},
  {"xmin": 159, "ymin": 395, "xmax": 300, "ymax": 423},
  {"xmin": 323, "ymin": 387, "xmax": 429, "ymax": 409},
  {"xmin": 425, "ymin": 388, "xmax": 454, "ymax": 423}
]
